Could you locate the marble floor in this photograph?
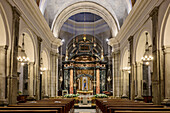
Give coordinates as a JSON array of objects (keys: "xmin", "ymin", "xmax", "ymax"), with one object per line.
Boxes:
[{"xmin": 74, "ymin": 109, "xmax": 96, "ymax": 113}]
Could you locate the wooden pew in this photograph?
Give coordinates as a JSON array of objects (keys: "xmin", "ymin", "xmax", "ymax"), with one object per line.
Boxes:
[
  {"xmin": 96, "ymin": 99, "xmax": 169, "ymax": 113},
  {"xmin": 8, "ymin": 98, "xmax": 74, "ymax": 113},
  {"xmin": 0, "ymin": 107, "xmax": 62, "ymax": 113},
  {"xmin": 114, "ymin": 111, "xmax": 170, "ymax": 113},
  {"xmin": 108, "ymin": 107, "xmax": 170, "ymax": 113},
  {"xmin": 0, "ymin": 110, "xmax": 58, "ymax": 113}
]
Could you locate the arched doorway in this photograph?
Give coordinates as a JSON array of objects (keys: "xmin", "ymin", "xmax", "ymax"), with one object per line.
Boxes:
[
  {"xmin": 17, "ymin": 32, "xmax": 36, "ymax": 99},
  {"xmin": 121, "ymin": 48, "xmax": 130, "ymax": 98},
  {"xmin": 0, "ymin": 5, "xmax": 10, "ymax": 104},
  {"xmin": 40, "ymin": 50, "xmax": 50, "ymax": 98},
  {"xmin": 135, "ymin": 31, "xmax": 152, "ymax": 101},
  {"xmin": 161, "ymin": 7, "xmax": 170, "ymax": 103}
]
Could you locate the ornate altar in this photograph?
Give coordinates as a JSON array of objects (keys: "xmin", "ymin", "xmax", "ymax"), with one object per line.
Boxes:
[{"xmin": 63, "ymin": 35, "xmax": 107, "ymax": 94}]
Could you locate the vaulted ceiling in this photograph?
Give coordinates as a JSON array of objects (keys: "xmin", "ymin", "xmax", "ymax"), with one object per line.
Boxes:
[{"xmin": 39, "ymin": 0, "xmax": 132, "ymax": 28}]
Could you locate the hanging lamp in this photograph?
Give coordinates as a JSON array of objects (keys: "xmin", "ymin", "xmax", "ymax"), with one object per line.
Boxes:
[
  {"xmin": 141, "ymin": 32, "xmax": 153, "ymax": 65},
  {"xmin": 17, "ymin": 33, "xmax": 29, "ymax": 65}
]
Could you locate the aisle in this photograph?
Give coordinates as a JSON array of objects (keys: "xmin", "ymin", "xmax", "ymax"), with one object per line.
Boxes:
[{"xmin": 74, "ymin": 109, "xmax": 96, "ymax": 113}]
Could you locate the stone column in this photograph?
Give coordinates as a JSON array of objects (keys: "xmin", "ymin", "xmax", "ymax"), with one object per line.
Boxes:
[
  {"xmin": 50, "ymin": 52, "xmax": 56, "ymax": 97},
  {"xmin": 33, "ymin": 64, "xmax": 36, "ymax": 96},
  {"xmin": 134, "ymin": 63, "xmax": 137, "ymax": 96},
  {"xmin": 0, "ymin": 46, "xmax": 8, "ymax": 105},
  {"xmin": 122, "ymin": 70, "xmax": 128, "ymax": 98},
  {"xmin": 36, "ymin": 36, "xmax": 42, "ymax": 100},
  {"xmin": 150, "ymin": 7, "xmax": 161, "ymax": 104},
  {"xmin": 47, "ymin": 70, "xmax": 51, "ymax": 96},
  {"xmin": 55, "ymin": 54, "xmax": 58, "ymax": 96},
  {"xmin": 9, "ymin": 7, "xmax": 21, "ymax": 104},
  {"xmin": 135, "ymin": 62, "xmax": 143, "ymax": 100},
  {"xmin": 128, "ymin": 36, "xmax": 135, "ymax": 100},
  {"xmin": 162, "ymin": 47, "xmax": 170, "ymax": 105},
  {"xmin": 112, "ymin": 53, "xmax": 115, "ymax": 97},
  {"xmin": 70, "ymin": 67, "xmax": 73, "ymax": 94},
  {"xmin": 28, "ymin": 62, "xmax": 34, "ymax": 98},
  {"xmin": 42, "ymin": 71, "xmax": 45, "ymax": 97},
  {"xmin": 44, "ymin": 70, "xmax": 48, "ymax": 97},
  {"xmin": 114, "ymin": 50, "xmax": 120, "ymax": 97},
  {"xmin": 96, "ymin": 65, "xmax": 100, "ymax": 94}
]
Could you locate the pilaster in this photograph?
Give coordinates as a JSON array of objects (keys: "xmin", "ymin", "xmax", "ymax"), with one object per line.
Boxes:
[
  {"xmin": 9, "ymin": 7, "xmax": 21, "ymax": 104},
  {"xmin": 162, "ymin": 46, "xmax": 170, "ymax": 106},
  {"xmin": 36, "ymin": 36, "xmax": 42, "ymax": 100},
  {"xmin": 150, "ymin": 7, "xmax": 161, "ymax": 104},
  {"xmin": 50, "ymin": 51, "xmax": 56, "ymax": 97},
  {"xmin": 128, "ymin": 36, "xmax": 135, "ymax": 100},
  {"xmin": 28, "ymin": 62, "xmax": 35, "ymax": 98},
  {"xmin": 122, "ymin": 70, "xmax": 128, "ymax": 98},
  {"xmin": 135, "ymin": 62, "xmax": 144, "ymax": 101},
  {"xmin": 55, "ymin": 53, "xmax": 59, "ymax": 97},
  {"xmin": 0, "ymin": 46, "xmax": 8, "ymax": 105},
  {"xmin": 113, "ymin": 50, "xmax": 120, "ymax": 97}
]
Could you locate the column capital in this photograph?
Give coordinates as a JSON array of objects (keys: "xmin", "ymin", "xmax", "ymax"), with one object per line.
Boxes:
[
  {"xmin": 108, "ymin": 38, "xmax": 119, "ymax": 47},
  {"xmin": 12, "ymin": 6, "xmax": 21, "ymax": 19},
  {"xmin": 128, "ymin": 36, "xmax": 134, "ymax": 43},
  {"xmin": 50, "ymin": 51, "xmax": 57, "ymax": 56},
  {"xmin": 149, "ymin": 7, "xmax": 159, "ymax": 18},
  {"xmin": 29, "ymin": 62, "xmax": 35, "ymax": 65},
  {"xmin": 136, "ymin": 62, "xmax": 142, "ymax": 67},
  {"xmin": 113, "ymin": 49, "xmax": 120, "ymax": 55},
  {"xmin": 0, "ymin": 45, "xmax": 8, "ymax": 50},
  {"xmin": 37, "ymin": 36, "xmax": 42, "ymax": 43},
  {"xmin": 163, "ymin": 46, "xmax": 170, "ymax": 54}
]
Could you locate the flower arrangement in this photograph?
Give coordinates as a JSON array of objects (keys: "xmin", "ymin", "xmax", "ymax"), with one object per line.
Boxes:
[
  {"xmin": 18, "ymin": 91, "xmax": 22, "ymax": 95},
  {"xmin": 94, "ymin": 94, "xmax": 108, "ymax": 98},
  {"xmin": 64, "ymin": 93, "xmax": 80, "ymax": 98}
]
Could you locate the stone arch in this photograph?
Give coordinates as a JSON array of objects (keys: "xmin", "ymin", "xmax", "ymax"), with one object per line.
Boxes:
[
  {"xmin": 51, "ymin": 1, "xmax": 119, "ymax": 38},
  {"xmin": 0, "ymin": 3, "xmax": 11, "ymax": 48},
  {"xmin": 18, "ymin": 31, "xmax": 36, "ymax": 63},
  {"xmin": 122, "ymin": 47, "xmax": 129, "ymax": 69},
  {"xmin": 41, "ymin": 49, "xmax": 50, "ymax": 70},
  {"xmin": 19, "ymin": 28, "xmax": 37, "ymax": 63},
  {"xmin": 135, "ymin": 30, "xmax": 152, "ymax": 62},
  {"xmin": 160, "ymin": 5, "xmax": 170, "ymax": 100},
  {"xmin": 161, "ymin": 6, "xmax": 170, "ymax": 47},
  {"xmin": 134, "ymin": 30, "xmax": 153, "ymax": 99}
]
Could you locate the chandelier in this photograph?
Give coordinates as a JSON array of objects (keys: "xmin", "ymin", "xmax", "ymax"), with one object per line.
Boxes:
[
  {"xmin": 123, "ymin": 66, "xmax": 131, "ymax": 73},
  {"xmin": 83, "ymin": 12, "xmax": 86, "ymax": 41},
  {"xmin": 107, "ymin": 75, "xmax": 111, "ymax": 82},
  {"xmin": 123, "ymin": 54, "xmax": 131, "ymax": 73},
  {"xmin": 59, "ymin": 43, "xmax": 63, "ymax": 83},
  {"xmin": 40, "ymin": 58, "xmax": 46, "ymax": 74},
  {"xmin": 17, "ymin": 33, "xmax": 29, "ymax": 65},
  {"xmin": 141, "ymin": 32, "xmax": 153, "ymax": 65}
]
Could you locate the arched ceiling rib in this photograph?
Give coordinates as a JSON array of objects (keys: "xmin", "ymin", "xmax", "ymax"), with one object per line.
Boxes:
[{"xmin": 39, "ymin": 0, "xmax": 132, "ymax": 28}]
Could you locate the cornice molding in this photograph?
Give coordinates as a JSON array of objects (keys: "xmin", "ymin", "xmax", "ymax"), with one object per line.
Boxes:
[
  {"xmin": 9, "ymin": 0, "xmax": 61, "ymax": 47},
  {"xmin": 108, "ymin": 38, "xmax": 118, "ymax": 47},
  {"xmin": 110, "ymin": 0, "xmax": 162, "ymax": 46}
]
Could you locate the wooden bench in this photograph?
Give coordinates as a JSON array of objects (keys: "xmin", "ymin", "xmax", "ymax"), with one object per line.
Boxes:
[
  {"xmin": 7, "ymin": 98, "xmax": 74, "ymax": 113},
  {"xmin": 0, "ymin": 107, "xmax": 62, "ymax": 113},
  {"xmin": 96, "ymin": 99, "xmax": 170, "ymax": 113},
  {"xmin": 114, "ymin": 111, "xmax": 170, "ymax": 113},
  {"xmin": 0, "ymin": 110, "xmax": 58, "ymax": 113},
  {"xmin": 108, "ymin": 107, "xmax": 170, "ymax": 113}
]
